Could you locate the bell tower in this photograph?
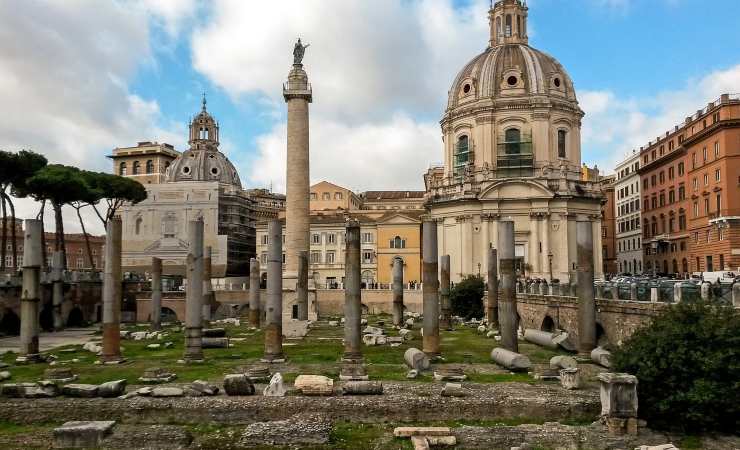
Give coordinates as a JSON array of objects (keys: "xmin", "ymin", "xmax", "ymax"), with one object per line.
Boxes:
[
  {"xmin": 188, "ymin": 93, "xmax": 220, "ymax": 151},
  {"xmin": 488, "ymin": 0, "xmax": 528, "ymax": 47}
]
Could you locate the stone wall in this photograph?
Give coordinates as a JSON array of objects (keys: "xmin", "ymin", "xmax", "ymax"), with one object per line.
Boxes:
[{"xmin": 516, "ymin": 293, "xmax": 667, "ymax": 347}]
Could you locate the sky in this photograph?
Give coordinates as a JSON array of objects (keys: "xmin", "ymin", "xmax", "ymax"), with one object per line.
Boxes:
[{"xmin": 2, "ymin": 0, "xmax": 740, "ymax": 234}]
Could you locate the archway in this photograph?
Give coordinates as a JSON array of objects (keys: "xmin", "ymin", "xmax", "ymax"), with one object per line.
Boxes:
[
  {"xmin": 66, "ymin": 307, "xmax": 85, "ymax": 327},
  {"xmin": 596, "ymin": 323, "xmax": 608, "ymax": 348},
  {"xmin": 540, "ymin": 315, "xmax": 556, "ymax": 332},
  {"xmin": 39, "ymin": 302, "xmax": 54, "ymax": 331},
  {"xmin": 0, "ymin": 309, "xmax": 20, "ymax": 336},
  {"xmin": 160, "ymin": 307, "xmax": 178, "ymax": 323}
]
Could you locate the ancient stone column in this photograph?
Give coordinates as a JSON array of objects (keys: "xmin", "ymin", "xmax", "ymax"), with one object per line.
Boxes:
[
  {"xmin": 51, "ymin": 251, "xmax": 64, "ymax": 331},
  {"xmin": 439, "ymin": 255, "xmax": 452, "ymax": 331},
  {"xmin": 341, "ymin": 219, "xmax": 366, "ymax": 380},
  {"xmin": 283, "ymin": 57, "xmax": 312, "ymax": 287},
  {"xmin": 18, "ymin": 219, "xmax": 43, "ymax": 362},
  {"xmin": 497, "ymin": 219, "xmax": 518, "ymax": 352},
  {"xmin": 150, "ymin": 257, "xmax": 162, "ymax": 331},
  {"xmin": 263, "ymin": 219, "xmax": 284, "ymax": 362},
  {"xmin": 422, "ymin": 220, "xmax": 440, "ymax": 357},
  {"xmin": 392, "ymin": 257, "xmax": 404, "ymax": 326},
  {"xmin": 183, "ymin": 218, "xmax": 204, "ymax": 363},
  {"xmin": 202, "ymin": 246, "xmax": 214, "ymax": 324},
  {"xmin": 101, "ymin": 218, "xmax": 123, "ymax": 363},
  {"xmin": 576, "ymin": 219, "xmax": 596, "ymax": 355},
  {"xmin": 487, "ymin": 246, "xmax": 499, "ymax": 329},
  {"xmin": 248, "ymin": 258, "xmax": 261, "ymax": 327},
  {"xmin": 297, "ymin": 250, "xmax": 309, "ymax": 321}
]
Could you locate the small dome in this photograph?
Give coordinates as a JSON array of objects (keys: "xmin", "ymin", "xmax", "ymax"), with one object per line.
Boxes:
[
  {"xmin": 447, "ymin": 44, "xmax": 578, "ymax": 111},
  {"xmin": 166, "ymin": 149, "xmax": 242, "ymax": 188}
]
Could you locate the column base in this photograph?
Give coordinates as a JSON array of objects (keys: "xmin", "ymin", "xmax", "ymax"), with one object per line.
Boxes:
[
  {"xmin": 178, "ymin": 357, "xmax": 205, "ymax": 364},
  {"xmin": 100, "ymin": 357, "xmax": 126, "ymax": 365},
  {"xmin": 260, "ymin": 354, "xmax": 286, "ymax": 364},
  {"xmin": 339, "ymin": 360, "xmax": 368, "ymax": 381}
]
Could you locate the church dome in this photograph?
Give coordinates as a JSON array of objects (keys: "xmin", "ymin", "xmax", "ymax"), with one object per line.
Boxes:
[
  {"xmin": 165, "ymin": 95, "xmax": 243, "ymax": 188},
  {"xmin": 446, "ymin": 0, "xmax": 579, "ymax": 112}
]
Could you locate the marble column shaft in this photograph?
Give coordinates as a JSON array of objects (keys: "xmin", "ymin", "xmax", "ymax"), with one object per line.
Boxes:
[
  {"xmin": 151, "ymin": 257, "xmax": 162, "ymax": 331},
  {"xmin": 184, "ymin": 218, "xmax": 204, "ymax": 362},
  {"xmin": 101, "ymin": 218, "xmax": 123, "ymax": 362},
  {"xmin": 439, "ymin": 255, "xmax": 452, "ymax": 331},
  {"xmin": 422, "ymin": 220, "xmax": 440, "ymax": 356},
  {"xmin": 497, "ymin": 219, "xmax": 518, "ymax": 352},
  {"xmin": 263, "ymin": 219, "xmax": 284, "ymax": 362},
  {"xmin": 392, "ymin": 257, "xmax": 404, "ymax": 326},
  {"xmin": 202, "ymin": 246, "xmax": 213, "ymax": 324},
  {"xmin": 248, "ymin": 258, "xmax": 261, "ymax": 327},
  {"xmin": 51, "ymin": 251, "xmax": 64, "ymax": 331},
  {"xmin": 19, "ymin": 219, "xmax": 43, "ymax": 359},
  {"xmin": 577, "ymin": 219, "xmax": 596, "ymax": 354},
  {"xmin": 343, "ymin": 220, "xmax": 362, "ymax": 362},
  {"xmin": 487, "ymin": 246, "xmax": 499, "ymax": 329}
]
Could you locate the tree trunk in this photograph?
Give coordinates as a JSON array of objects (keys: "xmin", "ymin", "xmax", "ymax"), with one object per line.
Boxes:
[
  {"xmin": 53, "ymin": 202, "xmax": 67, "ymax": 270},
  {"xmin": 7, "ymin": 195, "xmax": 18, "ymax": 273},
  {"xmin": 75, "ymin": 205, "xmax": 95, "ymax": 270},
  {"xmin": 0, "ymin": 193, "xmax": 7, "ymax": 272}
]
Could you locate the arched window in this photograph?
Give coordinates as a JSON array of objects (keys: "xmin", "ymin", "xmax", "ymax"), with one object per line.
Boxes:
[
  {"xmin": 200, "ymin": 127, "xmax": 209, "ymax": 139},
  {"xmin": 504, "ymin": 128, "xmax": 521, "ymax": 154},
  {"xmin": 146, "ymin": 160, "xmax": 154, "ymax": 174},
  {"xmin": 119, "ymin": 162, "xmax": 127, "ymax": 176},
  {"xmin": 390, "ymin": 236, "xmax": 405, "ymax": 249},
  {"xmin": 135, "ymin": 217, "xmax": 142, "ymax": 235},
  {"xmin": 496, "ymin": 16, "xmax": 501, "ymax": 37},
  {"xmin": 557, "ymin": 129, "xmax": 567, "ymax": 158},
  {"xmin": 505, "ymin": 14, "xmax": 512, "ymax": 37},
  {"xmin": 132, "ymin": 161, "xmax": 140, "ymax": 175},
  {"xmin": 454, "ymin": 135, "xmax": 470, "ymax": 175},
  {"xmin": 516, "ymin": 15, "xmax": 521, "ymax": 37}
]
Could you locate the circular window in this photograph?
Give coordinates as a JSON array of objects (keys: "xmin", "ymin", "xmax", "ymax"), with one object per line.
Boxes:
[
  {"xmin": 463, "ymin": 84, "xmax": 471, "ymax": 94},
  {"xmin": 507, "ymin": 76, "xmax": 518, "ymax": 86},
  {"xmin": 211, "ymin": 167, "xmax": 219, "ymax": 175},
  {"xmin": 182, "ymin": 166, "xmax": 190, "ymax": 174},
  {"xmin": 554, "ymin": 78, "xmax": 561, "ymax": 88}
]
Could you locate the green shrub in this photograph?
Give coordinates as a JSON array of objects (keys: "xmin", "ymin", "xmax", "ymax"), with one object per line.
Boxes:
[
  {"xmin": 611, "ymin": 301, "xmax": 740, "ymax": 433},
  {"xmin": 450, "ymin": 275, "xmax": 484, "ymax": 320}
]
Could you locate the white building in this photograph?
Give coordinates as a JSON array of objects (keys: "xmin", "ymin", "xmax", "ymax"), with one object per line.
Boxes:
[{"xmin": 614, "ymin": 152, "xmax": 643, "ymax": 274}]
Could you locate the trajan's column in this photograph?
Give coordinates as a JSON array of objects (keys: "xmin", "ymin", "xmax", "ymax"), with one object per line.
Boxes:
[{"xmin": 283, "ymin": 39, "xmax": 313, "ymax": 309}]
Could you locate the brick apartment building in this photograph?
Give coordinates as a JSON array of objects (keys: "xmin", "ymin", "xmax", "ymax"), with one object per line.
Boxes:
[
  {"xmin": 600, "ymin": 175, "xmax": 618, "ymax": 276},
  {"xmin": 638, "ymin": 93, "xmax": 739, "ymax": 276}
]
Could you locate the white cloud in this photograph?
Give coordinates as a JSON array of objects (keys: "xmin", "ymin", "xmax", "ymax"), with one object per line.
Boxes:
[
  {"xmin": 580, "ymin": 64, "xmax": 740, "ymax": 173},
  {"xmin": 246, "ymin": 114, "xmax": 440, "ymax": 193},
  {"xmin": 191, "ymin": 0, "xmax": 489, "ymax": 191},
  {"xmin": 136, "ymin": 0, "xmax": 198, "ymax": 36},
  {"xmin": 0, "ymin": 1, "xmax": 184, "ymax": 235}
]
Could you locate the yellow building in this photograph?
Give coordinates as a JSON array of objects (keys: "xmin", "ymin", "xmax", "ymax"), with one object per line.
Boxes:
[
  {"xmin": 310, "ymin": 181, "xmax": 362, "ymax": 211},
  {"xmin": 108, "ymin": 141, "xmax": 180, "ymax": 185},
  {"xmin": 375, "ymin": 211, "xmax": 424, "ymax": 285}
]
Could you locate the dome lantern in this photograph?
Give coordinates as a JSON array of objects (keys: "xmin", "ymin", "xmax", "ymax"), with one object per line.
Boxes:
[{"xmin": 488, "ymin": 0, "xmax": 528, "ymax": 47}]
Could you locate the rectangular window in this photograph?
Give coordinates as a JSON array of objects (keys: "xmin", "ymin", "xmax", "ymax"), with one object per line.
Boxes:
[
  {"xmin": 651, "ymin": 175, "xmax": 656, "ymax": 187},
  {"xmin": 310, "ymin": 193, "xmax": 317, "ymax": 200},
  {"xmin": 714, "ymin": 141, "xmax": 720, "ymax": 158},
  {"xmin": 692, "ymin": 153, "xmax": 696, "ymax": 168},
  {"xmin": 668, "ymin": 167, "xmax": 674, "ymax": 180},
  {"xmin": 312, "ymin": 234, "xmax": 321, "ymax": 244},
  {"xmin": 693, "ymin": 178, "xmax": 698, "ymax": 190},
  {"xmin": 327, "ymin": 233, "xmax": 336, "ymax": 244},
  {"xmin": 703, "ymin": 173, "xmax": 708, "ymax": 186},
  {"xmin": 715, "ymin": 169, "xmax": 720, "ymax": 182},
  {"xmin": 706, "ymin": 255, "xmax": 713, "ymax": 271},
  {"xmin": 668, "ymin": 190, "xmax": 675, "ymax": 204},
  {"xmin": 659, "ymin": 171, "xmax": 665, "ymax": 184},
  {"xmin": 678, "ymin": 186, "xmax": 685, "ymax": 201},
  {"xmin": 716, "ymin": 194, "xmax": 721, "ymax": 213},
  {"xmin": 659, "ymin": 193, "xmax": 665, "ymax": 207},
  {"xmin": 362, "ymin": 251, "xmax": 373, "ymax": 264},
  {"xmin": 704, "ymin": 198, "xmax": 710, "ymax": 214},
  {"xmin": 702, "ymin": 147, "xmax": 707, "ymax": 162},
  {"xmin": 260, "ymin": 253, "xmax": 267, "ymax": 264},
  {"xmin": 326, "ymin": 252, "xmax": 335, "ymax": 264},
  {"xmin": 310, "ymin": 252, "xmax": 321, "ymax": 263},
  {"xmin": 361, "ymin": 232, "xmax": 373, "ymax": 243},
  {"xmin": 679, "ymin": 215, "xmax": 686, "ymax": 230},
  {"xmin": 261, "ymin": 235, "xmax": 268, "ymax": 245},
  {"xmin": 693, "ymin": 202, "xmax": 699, "ymax": 217},
  {"xmin": 557, "ymin": 130, "xmax": 567, "ymax": 158},
  {"xmin": 678, "ymin": 162, "xmax": 684, "ymax": 176}
]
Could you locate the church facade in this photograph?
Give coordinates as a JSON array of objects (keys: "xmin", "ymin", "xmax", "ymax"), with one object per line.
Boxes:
[
  {"xmin": 117, "ymin": 99, "xmax": 256, "ymax": 277},
  {"xmin": 424, "ymin": 0, "xmax": 604, "ymax": 283}
]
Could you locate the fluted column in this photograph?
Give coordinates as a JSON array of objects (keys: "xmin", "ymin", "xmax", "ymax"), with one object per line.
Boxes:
[{"xmin": 101, "ymin": 218, "xmax": 123, "ymax": 363}]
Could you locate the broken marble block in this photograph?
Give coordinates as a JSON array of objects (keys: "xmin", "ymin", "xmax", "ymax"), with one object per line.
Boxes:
[
  {"xmin": 294, "ymin": 375, "xmax": 334, "ymax": 396},
  {"xmin": 62, "ymin": 384, "xmax": 99, "ymax": 398},
  {"xmin": 188, "ymin": 380, "xmax": 219, "ymax": 396},
  {"xmin": 433, "ymin": 365, "xmax": 467, "ymax": 382},
  {"xmin": 404, "ymin": 348, "xmax": 430, "ymax": 371},
  {"xmin": 263, "ymin": 373, "xmax": 286, "ymax": 397},
  {"xmin": 54, "ymin": 421, "xmax": 116, "ymax": 449},
  {"xmin": 97, "ymin": 380, "xmax": 127, "ymax": 398},
  {"xmin": 223, "ymin": 374, "xmax": 255, "ymax": 396},
  {"xmin": 440, "ymin": 382, "xmax": 466, "ymax": 397},
  {"xmin": 490, "ymin": 348, "xmax": 531, "ymax": 371},
  {"xmin": 138, "ymin": 367, "xmax": 177, "ymax": 384}
]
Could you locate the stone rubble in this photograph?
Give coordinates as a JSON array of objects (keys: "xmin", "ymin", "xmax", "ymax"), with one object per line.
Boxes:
[
  {"xmin": 441, "ymin": 382, "xmax": 466, "ymax": 397},
  {"xmin": 223, "ymin": 374, "xmax": 255, "ymax": 396},
  {"xmin": 404, "ymin": 348, "xmax": 430, "ymax": 371},
  {"xmin": 138, "ymin": 368, "xmax": 177, "ymax": 384},
  {"xmin": 263, "ymin": 373, "xmax": 287, "ymax": 397},
  {"xmin": 97, "ymin": 380, "xmax": 127, "ymax": 398},
  {"xmin": 294, "ymin": 375, "xmax": 334, "ymax": 396},
  {"xmin": 151, "ymin": 387, "xmax": 184, "ymax": 398},
  {"xmin": 187, "ymin": 380, "xmax": 220, "ymax": 396}
]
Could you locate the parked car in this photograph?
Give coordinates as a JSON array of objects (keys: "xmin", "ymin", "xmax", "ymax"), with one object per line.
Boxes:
[{"xmin": 693, "ymin": 271, "xmax": 738, "ymax": 284}]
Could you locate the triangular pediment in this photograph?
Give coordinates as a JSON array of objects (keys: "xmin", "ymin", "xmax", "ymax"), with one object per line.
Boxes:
[{"xmin": 377, "ymin": 213, "xmax": 422, "ymax": 225}]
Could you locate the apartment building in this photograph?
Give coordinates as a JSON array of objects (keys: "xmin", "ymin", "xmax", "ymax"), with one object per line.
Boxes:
[{"xmin": 614, "ymin": 152, "xmax": 643, "ymax": 274}]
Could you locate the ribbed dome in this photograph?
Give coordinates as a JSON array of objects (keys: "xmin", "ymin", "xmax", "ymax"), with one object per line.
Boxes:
[
  {"xmin": 165, "ymin": 149, "xmax": 242, "ymax": 188},
  {"xmin": 447, "ymin": 43, "xmax": 578, "ymax": 111}
]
